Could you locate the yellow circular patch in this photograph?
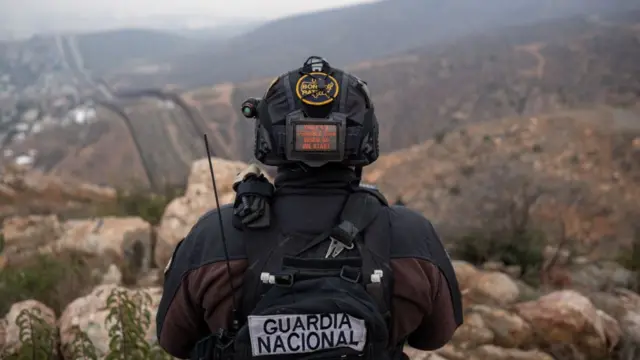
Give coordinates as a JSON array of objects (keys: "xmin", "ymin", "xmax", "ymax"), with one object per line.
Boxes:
[{"xmin": 295, "ymin": 72, "xmax": 340, "ymax": 106}]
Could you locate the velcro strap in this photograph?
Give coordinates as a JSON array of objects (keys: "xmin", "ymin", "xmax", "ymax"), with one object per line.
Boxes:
[
  {"xmin": 235, "ymin": 180, "xmax": 274, "ymax": 199},
  {"xmin": 331, "ymin": 192, "xmax": 382, "ymax": 247},
  {"xmin": 330, "ymin": 220, "xmax": 359, "ymax": 247}
]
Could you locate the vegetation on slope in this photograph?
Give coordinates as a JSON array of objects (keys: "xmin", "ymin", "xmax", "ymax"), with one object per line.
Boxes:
[{"xmin": 1, "ymin": 288, "xmax": 172, "ymax": 360}]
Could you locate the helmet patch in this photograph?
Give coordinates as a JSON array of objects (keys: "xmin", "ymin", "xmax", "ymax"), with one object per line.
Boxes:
[{"xmin": 295, "ymin": 72, "xmax": 340, "ymax": 106}]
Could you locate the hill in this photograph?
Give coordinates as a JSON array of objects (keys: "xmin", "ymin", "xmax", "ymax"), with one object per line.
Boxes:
[
  {"xmin": 4, "ymin": 9, "xmax": 638, "ymax": 189},
  {"xmin": 2, "ymin": 154, "xmax": 639, "ymax": 360},
  {"xmin": 364, "ymin": 105, "xmax": 640, "ymax": 257},
  {"xmin": 71, "ymin": 29, "xmax": 195, "ymax": 74},
  {"xmin": 0, "ymin": 163, "xmax": 117, "ymax": 221},
  {"xmin": 108, "ymin": 0, "xmax": 640, "ymax": 88}
]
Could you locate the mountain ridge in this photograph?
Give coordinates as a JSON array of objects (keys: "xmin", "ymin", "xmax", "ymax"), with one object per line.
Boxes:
[{"xmin": 2, "ymin": 6, "xmax": 639, "ymax": 190}]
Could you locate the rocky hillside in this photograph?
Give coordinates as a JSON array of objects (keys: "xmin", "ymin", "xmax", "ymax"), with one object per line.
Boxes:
[
  {"xmin": 111, "ymin": 0, "xmax": 640, "ymax": 88},
  {"xmin": 2, "ymin": 156, "xmax": 640, "ymax": 360},
  {"xmin": 0, "ymin": 163, "xmax": 116, "ymax": 221},
  {"xmin": 6, "ymin": 9, "xmax": 640, "ymax": 190},
  {"xmin": 365, "ymin": 105, "xmax": 640, "ymax": 258},
  {"xmin": 4, "ymin": 260, "xmax": 640, "ymax": 360}
]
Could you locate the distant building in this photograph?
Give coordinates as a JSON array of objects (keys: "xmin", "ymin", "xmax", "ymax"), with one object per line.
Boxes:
[
  {"xmin": 14, "ymin": 154, "xmax": 33, "ymax": 166},
  {"xmin": 70, "ymin": 106, "xmax": 97, "ymax": 124},
  {"xmin": 15, "ymin": 123, "xmax": 29, "ymax": 132}
]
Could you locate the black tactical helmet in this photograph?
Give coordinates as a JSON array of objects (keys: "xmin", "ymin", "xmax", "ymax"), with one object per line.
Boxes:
[{"xmin": 241, "ymin": 56, "xmax": 379, "ymax": 168}]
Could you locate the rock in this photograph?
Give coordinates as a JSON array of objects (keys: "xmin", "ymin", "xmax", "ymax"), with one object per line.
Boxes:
[
  {"xmin": 55, "ymin": 216, "xmax": 153, "ymax": 275},
  {"xmin": 470, "ymin": 345, "xmax": 554, "ymax": 360},
  {"xmin": 155, "ymin": 158, "xmax": 253, "ymax": 268},
  {"xmin": 515, "ymin": 290, "xmax": 621, "ymax": 360},
  {"xmin": 597, "ymin": 309, "xmax": 622, "ymax": 351},
  {"xmin": 466, "ymin": 271, "xmax": 520, "ymax": 306},
  {"xmin": 434, "ymin": 344, "xmax": 468, "ymax": 360},
  {"xmin": 514, "ymin": 279, "xmax": 542, "ymax": 302},
  {"xmin": 1, "ymin": 300, "xmax": 57, "ymax": 356},
  {"xmin": 589, "ymin": 291, "xmax": 628, "ymax": 319},
  {"xmin": 569, "ymin": 261, "xmax": 635, "ymax": 291},
  {"xmin": 137, "ymin": 269, "xmax": 163, "ymax": 287},
  {"xmin": 481, "ymin": 261, "xmax": 504, "ymax": 271},
  {"xmin": 1, "ymin": 215, "xmax": 62, "ymax": 265},
  {"xmin": 620, "ymin": 312, "xmax": 640, "ymax": 355},
  {"xmin": 542, "ymin": 245, "xmax": 571, "ymax": 267},
  {"xmin": 403, "ymin": 346, "xmax": 449, "ymax": 360},
  {"xmin": 590, "ymin": 289, "xmax": 640, "ymax": 351},
  {"xmin": 0, "ymin": 165, "xmax": 116, "ymax": 219},
  {"xmin": 99, "ymin": 264, "xmax": 122, "ymax": 285},
  {"xmin": 452, "ymin": 260, "xmax": 480, "ymax": 290},
  {"xmin": 469, "ymin": 304, "xmax": 533, "ymax": 348},
  {"xmin": 451, "ymin": 312, "xmax": 494, "ymax": 349},
  {"xmin": 58, "ymin": 284, "xmax": 162, "ymax": 360},
  {"xmin": 0, "ymin": 165, "xmax": 116, "ymax": 202},
  {"xmin": 504, "ymin": 265, "xmax": 522, "ymax": 278}
]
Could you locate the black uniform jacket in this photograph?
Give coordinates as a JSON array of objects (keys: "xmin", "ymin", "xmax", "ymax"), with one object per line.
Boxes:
[{"xmin": 157, "ymin": 166, "xmax": 462, "ymax": 359}]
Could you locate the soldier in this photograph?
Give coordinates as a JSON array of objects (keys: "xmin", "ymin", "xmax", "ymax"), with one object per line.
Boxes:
[{"xmin": 157, "ymin": 56, "xmax": 462, "ymax": 360}]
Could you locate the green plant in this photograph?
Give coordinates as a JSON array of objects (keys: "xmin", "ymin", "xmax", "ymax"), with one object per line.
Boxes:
[
  {"xmin": 616, "ymin": 223, "xmax": 640, "ymax": 291},
  {"xmin": 434, "ymin": 130, "xmax": 447, "ymax": 143},
  {"xmin": 2, "ymin": 288, "xmax": 173, "ymax": 360},
  {"xmin": 4, "ymin": 307, "xmax": 58, "ymax": 360},
  {"xmin": 0, "ymin": 250, "xmax": 109, "ymax": 316},
  {"xmin": 104, "ymin": 289, "xmax": 153, "ymax": 360},
  {"xmin": 451, "ymin": 178, "xmax": 547, "ymax": 282},
  {"xmin": 65, "ymin": 326, "xmax": 99, "ymax": 360},
  {"xmin": 453, "ymin": 228, "xmax": 545, "ymax": 276},
  {"xmin": 96, "ymin": 185, "xmax": 183, "ymax": 226}
]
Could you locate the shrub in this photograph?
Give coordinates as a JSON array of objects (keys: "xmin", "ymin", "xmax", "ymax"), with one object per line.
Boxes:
[
  {"xmin": 1, "ymin": 288, "xmax": 173, "ymax": 360},
  {"xmin": 0, "ymin": 250, "xmax": 110, "ymax": 316},
  {"xmin": 453, "ymin": 228, "xmax": 546, "ymax": 278},
  {"xmin": 450, "ymin": 175, "xmax": 548, "ymax": 283},
  {"xmin": 95, "ymin": 185, "xmax": 183, "ymax": 226},
  {"xmin": 2, "ymin": 307, "xmax": 58, "ymax": 360},
  {"xmin": 616, "ymin": 222, "xmax": 640, "ymax": 291}
]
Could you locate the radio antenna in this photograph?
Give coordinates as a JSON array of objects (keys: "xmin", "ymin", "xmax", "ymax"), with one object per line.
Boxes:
[{"xmin": 203, "ymin": 134, "xmax": 240, "ymax": 331}]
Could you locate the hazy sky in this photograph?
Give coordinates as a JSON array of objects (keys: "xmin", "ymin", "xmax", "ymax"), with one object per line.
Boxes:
[
  {"xmin": 0, "ymin": 0, "xmax": 380, "ymax": 35},
  {"xmin": 3, "ymin": 0, "xmax": 379, "ymax": 19}
]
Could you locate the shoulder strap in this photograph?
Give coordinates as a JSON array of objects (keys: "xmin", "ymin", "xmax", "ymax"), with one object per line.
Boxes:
[
  {"xmin": 293, "ymin": 189, "xmax": 385, "ymax": 256},
  {"xmin": 239, "ymin": 187, "xmax": 391, "ymax": 322},
  {"xmin": 348, "ymin": 188, "xmax": 393, "ymax": 331},
  {"xmin": 326, "ymin": 187, "xmax": 393, "ymax": 333}
]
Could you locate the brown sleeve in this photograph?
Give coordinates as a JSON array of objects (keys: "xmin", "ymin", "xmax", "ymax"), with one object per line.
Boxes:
[
  {"xmin": 390, "ymin": 258, "xmax": 457, "ymax": 350},
  {"xmin": 159, "ymin": 259, "xmax": 248, "ymax": 358}
]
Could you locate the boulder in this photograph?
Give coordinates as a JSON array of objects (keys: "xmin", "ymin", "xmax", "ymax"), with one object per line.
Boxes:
[
  {"xmin": 452, "ymin": 260, "xmax": 481, "ymax": 290},
  {"xmin": 55, "ymin": 216, "xmax": 153, "ymax": 274},
  {"xmin": 1, "ymin": 300, "xmax": 57, "ymax": 356},
  {"xmin": 99, "ymin": 264, "xmax": 123, "ymax": 285},
  {"xmin": 1, "ymin": 215, "xmax": 63, "ymax": 266},
  {"xmin": 589, "ymin": 288, "xmax": 640, "ymax": 355},
  {"xmin": 468, "ymin": 304, "xmax": 533, "ymax": 348},
  {"xmin": 155, "ymin": 158, "xmax": 253, "ymax": 268},
  {"xmin": 404, "ymin": 347, "xmax": 450, "ymax": 360},
  {"xmin": 466, "ymin": 271, "xmax": 520, "ymax": 307},
  {"xmin": 451, "ymin": 312, "xmax": 494, "ymax": 349},
  {"xmin": 515, "ymin": 290, "xmax": 621, "ymax": 360},
  {"xmin": 58, "ymin": 284, "xmax": 162, "ymax": 360},
  {"xmin": 569, "ymin": 261, "xmax": 635, "ymax": 291},
  {"xmin": 470, "ymin": 345, "xmax": 553, "ymax": 360}
]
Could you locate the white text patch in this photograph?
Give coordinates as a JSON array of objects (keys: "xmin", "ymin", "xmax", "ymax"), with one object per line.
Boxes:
[{"xmin": 248, "ymin": 313, "xmax": 367, "ymax": 356}]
